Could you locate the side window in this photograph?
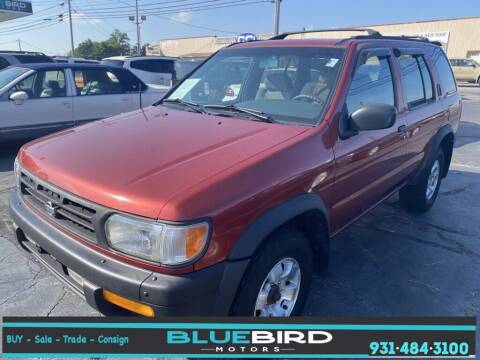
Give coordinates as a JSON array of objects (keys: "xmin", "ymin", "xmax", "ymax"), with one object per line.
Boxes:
[
  {"xmin": 74, "ymin": 69, "xmax": 124, "ymax": 96},
  {"xmin": 10, "ymin": 73, "xmax": 37, "ymax": 97},
  {"xmin": 0, "ymin": 57, "xmax": 9, "ymax": 70},
  {"xmin": 346, "ymin": 54, "xmax": 395, "ymax": 116},
  {"xmin": 130, "ymin": 59, "xmax": 174, "ymax": 74},
  {"xmin": 398, "ymin": 54, "xmax": 426, "ymax": 108},
  {"xmin": 427, "ymin": 47, "xmax": 457, "ymax": 96},
  {"xmin": 37, "ymin": 70, "xmax": 66, "ymax": 98},
  {"xmin": 418, "ymin": 56, "xmax": 434, "ymax": 101}
]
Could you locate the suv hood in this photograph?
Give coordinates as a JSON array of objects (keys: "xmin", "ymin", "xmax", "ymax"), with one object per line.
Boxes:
[{"xmin": 20, "ymin": 106, "xmax": 307, "ymax": 220}]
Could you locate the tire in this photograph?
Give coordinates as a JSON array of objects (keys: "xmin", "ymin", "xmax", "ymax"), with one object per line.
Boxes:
[
  {"xmin": 231, "ymin": 227, "xmax": 313, "ymax": 317},
  {"xmin": 399, "ymin": 148, "xmax": 445, "ymax": 213}
]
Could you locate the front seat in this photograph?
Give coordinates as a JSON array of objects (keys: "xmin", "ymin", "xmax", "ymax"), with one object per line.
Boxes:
[
  {"xmin": 261, "ymin": 72, "xmax": 294, "ymax": 100},
  {"xmin": 40, "ymin": 81, "xmax": 63, "ymax": 98}
]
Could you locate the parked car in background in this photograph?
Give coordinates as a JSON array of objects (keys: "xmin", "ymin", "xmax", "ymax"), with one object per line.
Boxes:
[
  {"xmin": 0, "ymin": 51, "xmax": 54, "ymax": 70},
  {"xmin": 174, "ymin": 57, "xmax": 205, "ymax": 84},
  {"xmin": 53, "ymin": 56, "xmax": 100, "ymax": 64},
  {"xmin": 9, "ymin": 31, "xmax": 461, "ymax": 317},
  {"xmin": 450, "ymin": 58, "xmax": 480, "ymax": 85},
  {"xmin": 101, "ymin": 56, "xmax": 176, "ymax": 88},
  {"xmin": 0, "ymin": 63, "xmax": 168, "ymax": 142}
]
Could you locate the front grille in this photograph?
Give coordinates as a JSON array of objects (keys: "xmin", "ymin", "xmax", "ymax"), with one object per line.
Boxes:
[{"xmin": 20, "ymin": 171, "xmax": 98, "ymax": 242}]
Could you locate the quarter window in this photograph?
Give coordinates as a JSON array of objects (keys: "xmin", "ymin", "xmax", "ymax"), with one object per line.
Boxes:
[
  {"xmin": 418, "ymin": 56, "xmax": 433, "ymax": 101},
  {"xmin": 346, "ymin": 54, "xmax": 395, "ymax": 116}
]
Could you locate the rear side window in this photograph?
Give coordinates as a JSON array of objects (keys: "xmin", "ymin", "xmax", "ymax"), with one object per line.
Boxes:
[
  {"xmin": 427, "ymin": 47, "xmax": 457, "ymax": 96},
  {"xmin": 346, "ymin": 54, "xmax": 395, "ymax": 116},
  {"xmin": 399, "ymin": 55, "xmax": 425, "ymax": 108},
  {"xmin": 74, "ymin": 69, "xmax": 124, "ymax": 96},
  {"xmin": 418, "ymin": 57, "xmax": 433, "ymax": 101},
  {"xmin": 131, "ymin": 59, "xmax": 174, "ymax": 73}
]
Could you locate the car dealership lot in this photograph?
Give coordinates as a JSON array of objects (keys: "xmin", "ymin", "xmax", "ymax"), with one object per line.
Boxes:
[{"xmin": 0, "ymin": 85, "xmax": 479, "ymax": 326}]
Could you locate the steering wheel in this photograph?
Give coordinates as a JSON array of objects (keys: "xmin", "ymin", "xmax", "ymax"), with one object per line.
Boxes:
[{"xmin": 292, "ymin": 94, "xmax": 325, "ymax": 105}]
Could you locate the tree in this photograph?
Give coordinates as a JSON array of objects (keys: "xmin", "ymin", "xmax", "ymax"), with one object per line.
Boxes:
[{"xmin": 70, "ymin": 30, "xmax": 132, "ymax": 60}]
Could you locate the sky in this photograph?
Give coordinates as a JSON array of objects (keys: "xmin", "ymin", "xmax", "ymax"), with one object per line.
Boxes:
[{"xmin": 0, "ymin": 0, "xmax": 479, "ymax": 55}]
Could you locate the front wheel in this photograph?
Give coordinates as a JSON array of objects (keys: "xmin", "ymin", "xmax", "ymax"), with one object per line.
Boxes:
[
  {"xmin": 399, "ymin": 149, "xmax": 445, "ymax": 213},
  {"xmin": 231, "ymin": 228, "xmax": 313, "ymax": 317}
]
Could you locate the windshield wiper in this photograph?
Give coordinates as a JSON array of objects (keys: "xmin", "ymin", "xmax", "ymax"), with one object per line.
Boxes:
[
  {"xmin": 204, "ymin": 104, "xmax": 275, "ymax": 123},
  {"xmin": 160, "ymin": 98, "xmax": 205, "ymax": 114}
]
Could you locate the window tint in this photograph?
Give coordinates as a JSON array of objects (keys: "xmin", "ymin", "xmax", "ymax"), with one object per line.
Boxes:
[
  {"xmin": 130, "ymin": 59, "xmax": 174, "ymax": 73},
  {"xmin": 346, "ymin": 55, "xmax": 395, "ymax": 116},
  {"xmin": 398, "ymin": 55, "xmax": 426, "ymax": 107},
  {"xmin": 427, "ymin": 47, "xmax": 456, "ymax": 96},
  {"xmin": 102, "ymin": 60, "xmax": 124, "ymax": 67},
  {"xmin": 0, "ymin": 56, "xmax": 9, "ymax": 70},
  {"xmin": 418, "ymin": 56, "xmax": 433, "ymax": 101},
  {"xmin": 74, "ymin": 69, "xmax": 124, "ymax": 95}
]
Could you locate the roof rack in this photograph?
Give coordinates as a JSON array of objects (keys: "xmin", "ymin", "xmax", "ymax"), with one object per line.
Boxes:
[
  {"xmin": 270, "ymin": 28, "xmax": 381, "ymax": 40},
  {"xmin": 0, "ymin": 50, "xmax": 46, "ymax": 55},
  {"xmin": 340, "ymin": 34, "xmax": 443, "ymax": 46}
]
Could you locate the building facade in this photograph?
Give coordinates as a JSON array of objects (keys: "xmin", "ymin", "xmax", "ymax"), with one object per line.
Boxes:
[{"xmin": 149, "ymin": 17, "xmax": 480, "ymax": 61}]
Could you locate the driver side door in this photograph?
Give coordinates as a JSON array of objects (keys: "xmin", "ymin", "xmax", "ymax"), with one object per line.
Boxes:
[
  {"xmin": 331, "ymin": 48, "xmax": 408, "ymax": 234},
  {"xmin": 0, "ymin": 69, "xmax": 74, "ymax": 140}
]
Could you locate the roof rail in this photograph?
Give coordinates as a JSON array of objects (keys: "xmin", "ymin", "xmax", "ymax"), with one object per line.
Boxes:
[
  {"xmin": 344, "ymin": 34, "xmax": 443, "ymax": 46},
  {"xmin": 270, "ymin": 28, "xmax": 381, "ymax": 40},
  {"xmin": 0, "ymin": 50, "xmax": 46, "ymax": 55}
]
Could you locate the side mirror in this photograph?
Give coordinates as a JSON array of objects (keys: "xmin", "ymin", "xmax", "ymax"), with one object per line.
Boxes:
[
  {"xmin": 10, "ymin": 91, "xmax": 29, "ymax": 105},
  {"xmin": 350, "ymin": 103, "xmax": 396, "ymax": 131}
]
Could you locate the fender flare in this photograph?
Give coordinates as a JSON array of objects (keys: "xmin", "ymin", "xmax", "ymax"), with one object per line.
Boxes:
[
  {"xmin": 410, "ymin": 123, "xmax": 454, "ymax": 184},
  {"xmin": 228, "ymin": 192, "xmax": 329, "ymax": 260}
]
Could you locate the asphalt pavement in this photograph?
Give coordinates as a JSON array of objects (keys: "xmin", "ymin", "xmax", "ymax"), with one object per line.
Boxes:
[{"xmin": 0, "ymin": 86, "xmax": 479, "ymax": 357}]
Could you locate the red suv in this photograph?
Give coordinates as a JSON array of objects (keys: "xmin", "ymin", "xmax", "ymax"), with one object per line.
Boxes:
[{"xmin": 9, "ymin": 29, "xmax": 461, "ymax": 317}]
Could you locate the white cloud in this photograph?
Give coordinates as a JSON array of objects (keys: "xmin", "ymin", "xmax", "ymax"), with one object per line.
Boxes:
[
  {"xmin": 170, "ymin": 11, "xmax": 192, "ymax": 23},
  {"xmin": 72, "ymin": 11, "xmax": 102, "ymax": 24}
]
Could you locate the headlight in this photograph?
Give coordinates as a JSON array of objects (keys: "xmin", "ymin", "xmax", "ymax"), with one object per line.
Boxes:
[
  {"xmin": 105, "ymin": 214, "xmax": 209, "ymax": 266},
  {"xmin": 14, "ymin": 156, "xmax": 20, "ymax": 188}
]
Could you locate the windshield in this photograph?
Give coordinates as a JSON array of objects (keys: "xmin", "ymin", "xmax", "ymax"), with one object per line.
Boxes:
[
  {"xmin": 166, "ymin": 46, "xmax": 345, "ymax": 126},
  {"xmin": 0, "ymin": 67, "xmax": 30, "ymax": 91}
]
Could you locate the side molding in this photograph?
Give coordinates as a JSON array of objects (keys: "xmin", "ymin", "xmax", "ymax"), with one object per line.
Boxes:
[{"xmin": 228, "ymin": 193, "xmax": 329, "ymax": 260}]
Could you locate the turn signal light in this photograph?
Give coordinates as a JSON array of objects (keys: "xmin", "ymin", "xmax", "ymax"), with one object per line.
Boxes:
[{"xmin": 103, "ymin": 289, "xmax": 154, "ymax": 318}]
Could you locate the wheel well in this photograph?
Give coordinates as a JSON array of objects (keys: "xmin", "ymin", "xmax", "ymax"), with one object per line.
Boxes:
[
  {"xmin": 259, "ymin": 209, "xmax": 330, "ymax": 275},
  {"xmin": 440, "ymin": 133, "xmax": 454, "ymax": 177}
]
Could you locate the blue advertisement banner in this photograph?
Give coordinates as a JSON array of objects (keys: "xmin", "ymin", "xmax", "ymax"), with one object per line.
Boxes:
[{"xmin": 2, "ymin": 317, "xmax": 477, "ymax": 358}]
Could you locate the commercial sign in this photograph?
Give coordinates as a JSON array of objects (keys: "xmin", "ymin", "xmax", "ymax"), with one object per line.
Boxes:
[{"xmin": 0, "ymin": 0, "xmax": 32, "ymax": 14}]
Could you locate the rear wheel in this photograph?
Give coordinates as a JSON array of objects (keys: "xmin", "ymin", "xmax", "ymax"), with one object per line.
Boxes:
[
  {"xmin": 231, "ymin": 228, "xmax": 313, "ymax": 317},
  {"xmin": 399, "ymin": 149, "xmax": 445, "ymax": 213}
]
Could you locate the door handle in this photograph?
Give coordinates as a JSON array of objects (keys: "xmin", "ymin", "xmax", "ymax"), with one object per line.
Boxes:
[{"xmin": 397, "ymin": 125, "xmax": 407, "ymax": 140}]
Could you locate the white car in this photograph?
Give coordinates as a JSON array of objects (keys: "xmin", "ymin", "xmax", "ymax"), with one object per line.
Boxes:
[
  {"xmin": 53, "ymin": 56, "xmax": 100, "ymax": 64},
  {"xmin": 102, "ymin": 56, "xmax": 176, "ymax": 88},
  {"xmin": 0, "ymin": 63, "xmax": 168, "ymax": 141}
]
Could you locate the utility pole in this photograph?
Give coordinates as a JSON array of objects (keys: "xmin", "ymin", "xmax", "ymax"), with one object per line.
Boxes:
[
  {"xmin": 129, "ymin": 0, "xmax": 146, "ymax": 56},
  {"xmin": 17, "ymin": 39, "xmax": 22, "ymax": 52},
  {"xmin": 67, "ymin": 0, "xmax": 75, "ymax": 56},
  {"xmin": 135, "ymin": 0, "xmax": 141, "ymax": 55},
  {"xmin": 273, "ymin": 0, "xmax": 281, "ymax": 36}
]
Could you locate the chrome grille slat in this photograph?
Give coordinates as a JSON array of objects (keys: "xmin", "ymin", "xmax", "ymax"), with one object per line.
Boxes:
[{"xmin": 20, "ymin": 172, "xmax": 98, "ymax": 243}]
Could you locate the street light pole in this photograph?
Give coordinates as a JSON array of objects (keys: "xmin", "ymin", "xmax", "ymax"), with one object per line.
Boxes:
[
  {"xmin": 135, "ymin": 0, "xmax": 141, "ymax": 55},
  {"xmin": 67, "ymin": 0, "xmax": 75, "ymax": 56},
  {"xmin": 273, "ymin": 0, "xmax": 281, "ymax": 36}
]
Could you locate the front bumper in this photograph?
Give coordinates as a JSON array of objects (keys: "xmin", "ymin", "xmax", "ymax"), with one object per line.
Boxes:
[{"xmin": 9, "ymin": 190, "xmax": 249, "ymax": 316}]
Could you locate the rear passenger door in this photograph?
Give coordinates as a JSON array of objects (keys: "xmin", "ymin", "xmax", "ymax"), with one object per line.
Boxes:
[
  {"xmin": 332, "ymin": 48, "xmax": 408, "ymax": 232},
  {"xmin": 397, "ymin": 48, "xmax": 459, "ymax": 175},
  {"xmin": 72, "ymin": 68, "xmax": 140, "ymax": 125}
]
